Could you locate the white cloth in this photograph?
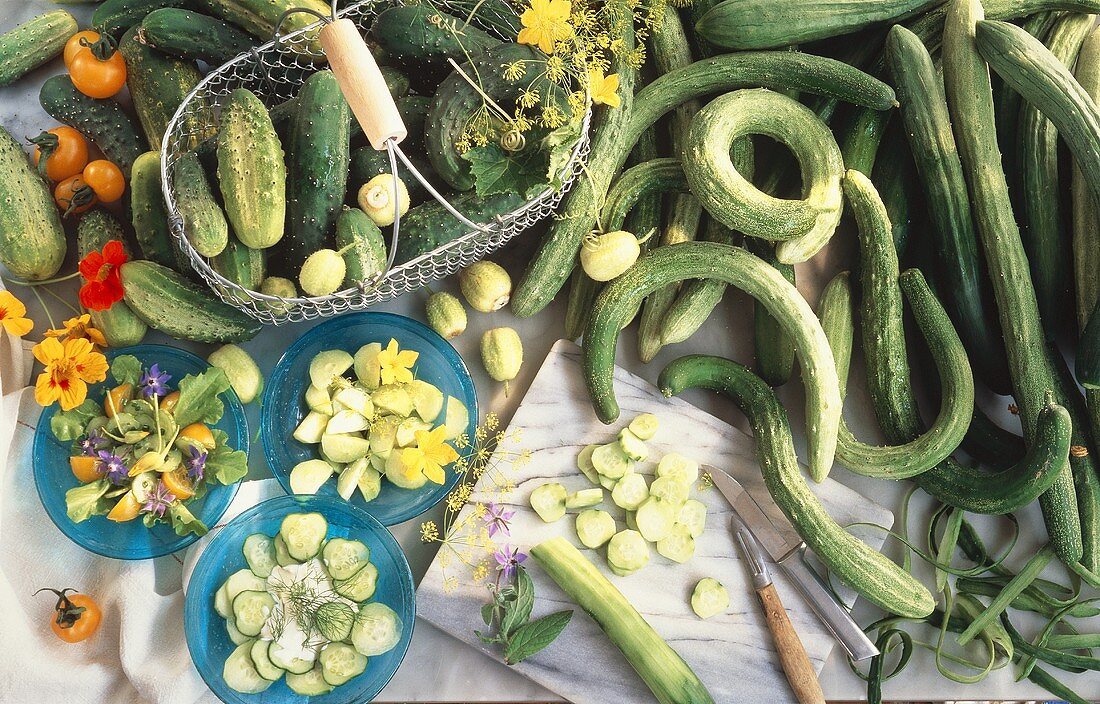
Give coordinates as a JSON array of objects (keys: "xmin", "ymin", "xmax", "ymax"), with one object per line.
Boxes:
[{"xmin": 0, "ymin": 321, "xmax": 283, "ymax": 704}]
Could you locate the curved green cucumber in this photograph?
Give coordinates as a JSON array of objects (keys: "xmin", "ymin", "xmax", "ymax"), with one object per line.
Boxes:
[
  {"xmin": 1015, "ymin": 13, "xmax": 1094, "ymax": 333},
  {"xmin": 138, "ymin": 8, "xmax": 255, "ymax": 66},
  {"xmin": 76, "ymin": 210, "xmax": 149, "ymax": 347},
  {"xmin": 961, "ymin": 406, "xmax": 1026, "ymax": 470},
  {"xmin": 173, "ymin": 152, "xmax": 229, "ymax": 257},
  {"xmin": 211, "ymin": 236, "xmax": 266, "ymax": 289},
  {"xmin": 839, "ymin": 107, "xmax": 887, "ymax": 176},
  {"xmin": 887, "ymin": 23, "xmax": 1011, "ymax": 395},
  {"xmin": 948, "ymin": 0, "xmax": 1080, "ymax": 563},
  {"xmin": 695, "ymin": 0, "xmax": 940, "ymax": 51},
  {"xmin": 582, "ymin": 241, "xmax": 841, "ymax": 481},
  {"xmin": 512, "ymin": 51, "xmax": 897, "ymax": 318},
  {"xmin": 1073, "ymin": 26, "xmax": 1100, "ymax": 333},
  {"xmin": 119, "ymin": 25, "xmax": 204, "ymax": 151},
  {"xmin": 0, "ymin": 126, "xmax": 65, "ymax": 281},
  {"xmin": 39, "ymin": 75, "xmax": 145, "ymax": 177},
  {"xmin": 870, "ymin": 118, "xmax": 920, "ymax": 257},
  {"xmin": 0, "ymin": 10, "xmax": 77, "ymax": 87},
  {"xmin": 601, "ymin": 159, "xmax": 688, "ymax": 233},
  {"xmin": 131, "ymin": 151, "xmax": 181, "ymax": 270},
  {"xmin": 217, "ymin": 88, "xmax": 285, "ymax": 249},
  {"xmin": 658, "ymin": 217, "xmax": 740, "ymax": 348},
  {"xmin": 657, "ymin": 354, "xmax": 935, "ymax": 619},
  {"xmin": 683, "ymin": 89, "xmax": 844, "ymax": 264}
]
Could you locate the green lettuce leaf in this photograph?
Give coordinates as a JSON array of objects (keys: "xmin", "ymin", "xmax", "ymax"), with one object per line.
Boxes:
[
  {"xmin": 110, "ymin": 355, "xmax": 143, "ymax": 387},
  {"xmin": 172, "ymin": 367, "xmax": 231, "ymax": 428},
  {"xmin": 65, "ymin": 479, "xmax": 113, "ymax": 523},
  {"xmin": 463, "ymin": 143, "xmax": 548, "ymax": 200},
  {"xmin": 168, "ymin": 502, "xmax": 208, "ymax": 537},
  {"xmin": 51, "ymin": 399, "xmax": 102, "ymax": 441},
  {"xmin": 205, "ymin": 428, "xmax": 248, "ymax": 486}
]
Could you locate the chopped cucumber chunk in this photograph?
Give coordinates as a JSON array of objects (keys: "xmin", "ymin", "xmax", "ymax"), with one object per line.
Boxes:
[
  {"xmin": 249, "ymin": 639, "xmax": 283, "ymax": 682},
  {"xmin": 649, "ymin": 475, "xmax": 689, "ymax": 506},
  {"xmin": 279, "ymin": 512, "xmax": 328, "ymax": 561},
  {"xmin": 611, "ymin": 472, "xmax": 649, "ymax": 510},
  {"xmin": 656, "ymin": 453, "xmax": 699, "ymax": 486},
  {"xmin": 606, "ymin": 529, "xmax": 650, "ymax": 575},
  {"xmin": 576, "ymin": 444, "xmax": 600, "ymax": 485},
  {"xmin": 443, "ymin": 396, "xmax": 469, "ymax": 440},
  {"xmin": 591, "ymin": 442, "xmax": 633, "ymax": 479},
  {"xmin": 353, "ymin": 342, "xmax": 383, "ymax": 389},
  {"xmin": 530, "ymin": 482, "xmax": 567, "ymax": 522},
  {"xmin": 565, "ymin": 487, "xmax": 603, "ymax": 509},
  {"xmin": 691, "ymin": 577, "xmax": 729, "ymax": 619},
  {"xmin": 223, "ymin": 641, "xmax": 273, "ymax": 694},
  {"xmin": 384, "ymin": 451, "xmax": 427, "ymax": 489},
  {"xmin": 290, "ymin": 458, "xmax": 335, "ymax": 494},
  {"xmin": 337, "ymin": 458, "xmax": 367, "ymax": 500},
  {"xmin": 233, "ymin": 590, "xmax": 275, "ymax": 637},
  {"xmin": 243, "ymin": 533, "xmax": 277, "ymax": 578},
  {"xmin": 351, "ymin": 602, "xmax": 403, "ymax": 656},
  {"xmin": 358, "ymin": 466, "xmax": 383, "ymax": 501},
  {"xmin": 335, "ymin": 562, "xmax": 379, "ymax": 601},
  {"xmin": 321, "ymin": 433, "xmax": 372, "ymax": 463},
  {"xmin": 617, "ymin": 428, "xmax": 648, "ymax": 461},
  {"xmin": 332, "ymin": 385, "xmax": 374, "ymax": 417},
  {"xmin": 293, "ymin": 411, "xmax": 330, "ymax": 444},
  {"xmin": 656, "ymin": 523, "xmax": 695, "ymax": 563},
  {"xmin": 326, "ymin": 409, "xmax": 370, "ymax": 435},
  {"xmin": 679, "ymin": 499, "xmax": 708, "ymax": 538},
  {"xmin": 627, "ymin": 413, "xmax": 659, "ymax": 440},
  {"xmin": 322, "ymin": 537, "xmax": 371, "ymax": 581},
  {"xmin": 407, "ymin": 379, "xmax": 444, "ymax": 422},
  {"xmin": 635, "ymin": 497, "xmax": 677, "ymax": 542},
  {"xmin": 575, "ymin": 509, "xmax": 616, "ymax": 548},
  {"xmin": 309, "ymin": 349, "xmax": 354, "ymax": 389},
  {"xmin": 369, "ymin": 415, "xmax": 401, "ymax": 453},
  {"xmin": 305, "ymin": 384, "xmax": 334, "ymax": 415},
  {"xmin": 372, "ymin": 384, "xmax": 414, "ymax": 417},
  {"xmin": 286, "ymin": 665, "xmax": 334, "ymax": 696},
  {"xmin": 395, "ymin": 416, "xmax": 432, "ymax": 448},
  {"xmin": 320, "ymin": 641, "xmax": 368, "ymax": 686},
  {"xmin": 315, "ymin": 601, "xmax": 356, "ymax": 642}
]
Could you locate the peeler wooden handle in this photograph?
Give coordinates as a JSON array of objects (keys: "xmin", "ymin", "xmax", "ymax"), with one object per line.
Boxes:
[
  {"xmin": 756, "ymin": 583, "xmax": 825, "ymax": 704},
  {"xmin": 318, "ymin": 18, "xmax": 406, "ymax": 151}
]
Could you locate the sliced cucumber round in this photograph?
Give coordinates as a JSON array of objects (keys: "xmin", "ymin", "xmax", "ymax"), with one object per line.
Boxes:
[
  {"xmin": 315, "ymin": 600, "xmax": 357, "ymax": 643},
  {"xmin": 617, "ymin": 428, "xmax": 649, "ymax": 461},
  {"xmin": 249, "ymin": 639, "xmax": 284, "ymax": 682},
  {"xmin": 350, "ymin": 602, "xmax": 403, "ymax": 656},
  {"xmin": 591, "ymin": 442, "xmax": 633, "ymax": 479},
  {"xmin": 565, "ymin": 487, "xmax": 603, "ymax": 509},
  {"xmin": 286, "ymin": 665, "xmax": 334, "ymax": 696},
  {"xmin": 243, "ymin": 533, "xmax": 277, "ymax": 579},
  {"xmin": 322, "ymin": 538, "xmax": 372, "ymax": 581},
  {"xmin": 635, "ymin": 497, "xmax": 677, "ymax": 542},
  {"xmin": 656, "ymin": 523, "xmax": 696, "ymax": 563},
  {"xmin": 611, "ymin": 472, "xmax": 649, "ymax": 511},
  {"xmin": 233, "ymin": 590, "xmax": 276, "ymax": 637},
  {"xmin": 224, "ymin": 641, "xmax": 273, "ymax": 694},
  {"xmin": 269, "ymin": 641, "xmax": 316, "ymax": 675},
  {"xmin": 691, "ymin": 577, "xmax": 729, "ymax": 619},
  {"xmin": 628, "ymin": 413, "xmax": 659, "ymax": 440},
  {"xmin": 279, "ymin": 512, "xmax": 328, "ymax": 561},
  {"xmin": 607, "ymin": 529, "xmax": 650, "ymax": 576},
  {"xmin": 576, "ymin": 444, "xmax": 601, "ymax": 485},
  {"xmin": 678, "ymin": 499, "xmax": 708, "ymax": 538},
  {"xmin": 334, "ymin": 561, "xmax": 378, "ymax": 602},
  {"xmin": 319, "ymin": 641, "xmax": 368, "ymax": 686},
  {"xmin": 649, "ymin": 475, "xmax": 689, "ymax": 506},
  {"xmin": 273, "ymin": 534, "xmax": 294, "ymax": 566},
  {"xmin": 575, "ymin": 509, "xmax": 616, "ymax": 549},
  {"xmin": 225, "ymin": 617, "xmax": 250, "ymax": 645},
  {"xmin": 656, "ymin": 452, "xmax": 699, "ymax": 486}
]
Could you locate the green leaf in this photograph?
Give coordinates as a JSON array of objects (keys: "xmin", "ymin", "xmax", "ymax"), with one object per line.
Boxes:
[
  {"xmin": 474, "ymin": 629, "xmax": 502, "ymax": 645},
  {"xmin": 204, "ymin": 428, "xmax": 248, "ymax": 486},
  {"xmin": 502, "ymin": 609, "xmax": 572, "ymax": 665},
  {"xmin": 543, "ymin": 118, "xmax": 583, "ymax": 190},
  {"xmin": 110, "ymin": 355, "xmax": 142, "ymax": 387},
  {"xmin": 481, "ymin": 602, "xmax": 496, "ymax": 627},
  {"xmin": 172, "ymin": 367, "xmax": 231, "ymax": 428},
  {"xmin": 64, "ymin": 479, "xmax": 113, "ymax": 522},
  {"xmin": 168, "ymin": 502, "xmax": 208, "ymax": 537},
  {"xmin": 51, "ymin": 399, "xmax": 102, "ymax": 441},
  {"xmin": 501, "ymin": 567, "xmax": 535, "ymax": 637},
  {"xmin": 463, "ymin": 143, "xmax": 548, "ymax": 199}
]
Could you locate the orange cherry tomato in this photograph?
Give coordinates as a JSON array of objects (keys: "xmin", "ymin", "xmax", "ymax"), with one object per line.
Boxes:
[
  {"xmin": 105, "ymin": 383, "xmax": 132, "ymax": 417},
  {"xmin": 178, "ymin": 423, "xmax": 215, "ymax": 450},
  {"xmin": 31, "ymin": 126, "xmax": 89, "ymax": 182},
  {"xmin": 163, "ymin": 465, "xmax": 196, "ymax": 500},
  {"xmin": 106, "ymin": 492, "xmax": 142, "ymax": 522},
  {"xmin": 36, "ymin": 588, "xmax": 102, "ymax": 643},
  {"xmin": 82, "ymin": 160, "xmax": 125, "ymax": 203},
  {"xmin": 69, "ymin": 455, "xmax": 104, "ymax": 483},
  {"xmin": 64, "ymin": 30, "xmax": 101, "ymax": 67},
  {"xmin": 54, "ymin": 175, "xmax": 97, "ymax": 216},
  {"xmin": 69, "ymin": 46, "xmax": 127, "ymax": 99}
]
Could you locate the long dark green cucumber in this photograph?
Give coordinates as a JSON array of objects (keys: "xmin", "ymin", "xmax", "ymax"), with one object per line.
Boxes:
[
  {"xmin": 1016, "ymin": 13, "xmax": 1093, "ymax": 334},
  {"xmin": 39, "ymin": 75, "xmax": 145, "ymax": 177},
  {"xmin": 682, "ymin": 0, "xmax": 723, "ymax": 59},
  {"xmin": 961, "ymin": 405, "xmax": 1026, "ymax": 470},
  {"xmin": 839, "ymin": 107, "xmax": 887, "ymax": 175},
  {"xmin": 657, "ymin": 354, "xmax": 935, "ymax": 618},
  {"xmin": 743, "ymin": 237, "xmax": 795, "ymax": 386},
  {"xmin": 905, "ymin": 0, "xmax": 1100, "ymax": 55},
  {"xmin": 870, "ymin": 118, "xmax": 920, "ymax": 257},
  {"xmin": 583, "ymin": 241, "xmax": 842, "ymax": 481},
  {"xmin": 658, "ymin": 217, "xmax": 739, "ymax": 348},
  {"xmin": 887, "ymin": 24, "xmax": 1011, "ymax": 396},
  {"xmin": 599, "ymin": 159, "xmax": 688, "ymax": 234},
  {"xmin": 945, "ymin": 0, "xmax": 1079, "ymax": 562},
  {"xmin": 1073, "ymin": 26, "xmax": 1100, "ymax": 333},
  {"xmin": 512, "ymin": 51, "xmax": 898, "ymax": 318},
  {"xmin": 818, "ymin": 271, "xmax": 1072, "ymax": 513}
]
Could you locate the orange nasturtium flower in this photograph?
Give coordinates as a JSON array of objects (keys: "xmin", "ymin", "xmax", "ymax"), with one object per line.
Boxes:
[
  {"xmin": 587, "ymin": 67, "xmax": 621, "ymax": 108},
  {"xmin": 400, "ymin": 426, "xmax": 460, "ymax": 485},
  {"xmin": 45, "ymin": 314, "xmax": 107, "ymax": 348},
  {"xmin": 0, "ymin": 290, "xmax": 33, "ymax": 337},
  {"xmin": 377, "ymin": 338, "xmax": 419, "ymax": 386},
  {"xmin": 33, "ymin": 336, "xmax": 109, "ymax": 410},
  {"xmin": 518, "ymin": 0, "xmax": 573, "ymax": 54}
]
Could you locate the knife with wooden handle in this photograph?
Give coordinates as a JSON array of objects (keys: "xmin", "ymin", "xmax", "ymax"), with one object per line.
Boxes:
[{"xmin": 732, "ymin": 513, "xmax": 825, "ymax": 704}]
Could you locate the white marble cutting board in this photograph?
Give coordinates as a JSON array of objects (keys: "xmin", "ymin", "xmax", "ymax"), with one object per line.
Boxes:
[{"xmin": 417, "ymin": 340, "xmax": 894, "ymax": 704}]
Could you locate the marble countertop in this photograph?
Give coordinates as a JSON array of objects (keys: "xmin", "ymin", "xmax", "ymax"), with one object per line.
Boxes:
[{"xmin": 2, "ymin": 3, "xmax": 1092, "ymax": 701}]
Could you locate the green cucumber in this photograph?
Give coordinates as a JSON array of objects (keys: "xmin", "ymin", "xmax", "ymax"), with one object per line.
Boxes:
[
  {"xmin": 839, "ymin": 107, "xmax": 887, "ymax": 176},
  {"xmin": 173, "ymin": 152, "xmax": 229, "ymax": 257},
  {"xmin": 76, "ymin": 210, "xmax": 149, "ymax": 347},
  {"xmin": 392, "ymin": 191, "xmax": 524, "ymax": 265},
  {"xmin": 211, "ymin": 237, "xmax": 266, "ymax": 289},
  {"xmin": 119, "ymin": 26, "xmax": 204, "ymax": 150},
  {"xmin": 657, "ymin": 217, "xmax": 739, "ymax": 348},
  {"xmin": 583, "ymin": 241, "xmax": 842, "ymax": 482},
  {"xmin": 217, "ymin": 88, "xmax": 285, "ymax": 249},
  {"xmin": 336, "ymin": 207, "xmax": 386, "ymax": 286},
  {"xmin": 281, "ymin": 70, "xmax": 351, "ymax": 272},
  {"xmin": 437, "ymin": 0, "xmax": 521, "ymax": 36},
  {"xmin": 370, "ymin": 5, "xmax": 500, "ymax": 84},
  {"xmin": 138, "ymin": 8, "xmax": 254, "ymax": 65},
  {"xmin": 130, "ymin": 151, "xmax": 182, "ymax": 270},
  {"xmin": 196, "ymin": 0, "xmax": 330, "ymax": 50},
  {"xmin": 887, "ymin": 23, "xmax": 1010, "ymax": 394},
  {"xmin": 0, "ymin": 10, "xmax": 78, "ymax": 86},
  {"xmin": 744, "ymin": 237, "xmax": 794, "ymax": 386},
  {"xmin": 93, "ymin": 0, "xmax": 195, "ymax": 37},
  {"xmin": 947, "ymin": 0, "xmax": 1080, "ymax": 563},
  {"xmin": 658, "ymin": 354, "xmax": 935, "ymax": 618},
  {"xmin": 513, "ymin": 50, "xmax": 896, "ymax": 317},
  {"xmin": 0, "ymin": 126, "xmax": 65, "ymax": 281},
  {"xmin": 39, "ymin": 75, "xmax": 145, "ymax": 177},
  {"xmin": 120, "ymin": 259, "xmax": 262, "ymax": 342},
  {"xmin": 1074, "ymin": 25, "xmax": 1100, "ymax": 334}
]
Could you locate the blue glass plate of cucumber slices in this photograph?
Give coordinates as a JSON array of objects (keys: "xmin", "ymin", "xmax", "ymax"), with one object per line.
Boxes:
[{"xmin": 184, "ymin": 494, "xmax": 415, "ymax": 704}]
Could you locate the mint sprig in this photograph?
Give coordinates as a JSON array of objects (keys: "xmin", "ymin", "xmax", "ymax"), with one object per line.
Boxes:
[{"xmin": 475, "ymin": 566, "xmax": 573, "ymax": 665}]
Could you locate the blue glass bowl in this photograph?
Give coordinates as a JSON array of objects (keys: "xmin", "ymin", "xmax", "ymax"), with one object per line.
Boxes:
[
  {"xmin": 261, "ymin": 312, "xmax": 478, "ymax": 525},
  {"xmin": 184, "ymin": 494, "xmax": 415, "ymax": 704},
  {"xmin": 33, "ymin": 344, "xmax": 247, "ymax": 560}
]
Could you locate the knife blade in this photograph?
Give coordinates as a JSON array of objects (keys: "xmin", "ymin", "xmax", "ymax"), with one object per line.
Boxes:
[{"xmin": 706, "ymin": 465, "xmax": 880, "ymax": 661}]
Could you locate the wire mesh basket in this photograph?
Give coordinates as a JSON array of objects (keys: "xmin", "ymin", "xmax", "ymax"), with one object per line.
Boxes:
[{"xmin": 160, "ymin": 0, "xmax": 592, "ymax": 325}]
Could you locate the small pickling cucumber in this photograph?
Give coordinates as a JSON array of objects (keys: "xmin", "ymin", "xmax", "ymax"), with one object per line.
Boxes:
[
  {"xmin": 309, "ymin": 349, "xmax": 354, "ymax": 389},
  {"xmin": 369, "ymin": 4, "xmax": 500, "ymax": 84},
  {"xmin": 94, "ymin": 0, "xmax": 192, "ymax": 38},
  {"xmin": 607, "ymin": 529, "xmax": 650, "ymax": 576},
  {"xmin": 425, "ymin": 292, "xmax": 467, "ymax": 340},
  {"xmin": 679, "ymin": 499, "xmax": 708, "ymax": 538},
  {"xmin": 322, "ymin": 538, "xmax": 371, "ymax": 581},
  {"xmin": 242, "ymin": 533, "xmax": 276, "ymax": 578},
  {"xmin": 130, "ymin": 151, "xmax": 179, "ymax": 269},
  {"xmin": 591, "ymin": 443, "xmax": 633, "ymax": 479},
  {"xmin": 119, "ymin": 25, "xmax": 204, "ymax": 151},
  {"xmin": 530, "ymin": 482, "xmax": 567, "ymax": 522},
  {"xmin": 0, "ymin": 126, "xmax": 65, "ymax": 281},
  {"xmin": 635, "ymin": 497, "xmax": 677, "ymax": 542},
  {"xmin": 565, "ymin": 488, "xmax": 603, "ymax": 510},
  {"xmin": 656, "ymin": 453, "xmax": 699, "ymax": 486},
  {"xmin": 393, "ymin": 191, "xmax": 525, "ymax": 265},
  {"xmin": 319, "ymin": 642, "xmax": 368, "ymax": 687},
  {"xmin": 76, "ymin": 210, "xmax": 148, "ymax": 346},
  {"xmin": 138, "ymin": 8, "xmax": 255, "ymax": 66},
  {"xmin": 39, "ymin": 75, "xmax": 145, "ymax": 177},
  {"xmin": 223, "ymin": 642, "xmax": 273, "ymax": 694},
  {"xmin": 173, "ymin": 152, "xmax": 229, "ymax": 257},
  {"xmin": 581, "ymin": 230, "xmax": 645, "ymax": 282},
  {"xmin": 628, "ymin": 413, "xmax": 659, "ymax": 440},
  {"xmin": 293, "ymin": 413, "xmax": 330, "ymax": 445},
  {"xmin": 232, "ymin": 590, "xmax": 275, "ymax": 637},
  {"xmin": 459, "ymin": 260, "xmax": 512, "ymax": 313},
  {"xmin": 217, "ymin": 87, "xmax": 285, "ymax": 249},
  {"xmin": 617, "ymin": 428, "xmax": 648, "ymax": 461},
  {"xmin": 286, "ymin": 666, "xmax": 333, "ymax": 697},
  {"xmin": 336, "ymin": 207, "xmax": 386, "ymax": 287},
  {"xmin": 575, "ymin": 509, "xmax": 616, "ymax": 549},
  {"xmin": 611, "ymin": 473, "xmax": 649, "ymax": 511},
  {"xmin": 0, "ymin": 10, "xmax": 78, "ymax": 87},
  {"xmin": 577, "ymin": 444, "xmax": 601, "ymax": 485},
  {"xmin": 334, "ymin": 561, "xmax": 378, "ymax": 602},
  {"xmin": 656, "ymin": 524, "xmax": 696, "ymax": 563},
  {"xmin": 279, "ymin": 511, "xmax": 327, "ymax": 561},
  {"xmin": 207, "ymin": 344, "xmax": 263, "ymax": 404},
  {"xmin": 300, "ymin": 249, "xmax": 347, "ymax": 297},
  {"xmin": 211, "ymin": 237, "xmax": 266, "ymax": 290},
  {"xmin": 691, "ymin": 578, "xmax": 729, "ymax": 619},
  {"xmin": 350, "ymin": 602, "xmax": 403, "ymax": 656}
]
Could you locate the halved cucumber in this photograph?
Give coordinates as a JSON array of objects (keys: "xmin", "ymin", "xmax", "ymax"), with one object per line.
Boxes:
[
  {"xmin": 350, "ymin": 602, "xmax": 403, "ymax": 656},
  {"xmin": 353, "ymin": 342, "xmax": 383, "ymax": 389},
  {"xmin": 395, "ymin": 416, "xmax": 432, "ymax": 447},
  {"xmin": 337, "ymin": 458, "xmax": 368, "ymax": 500},
  {"xmin": 249, "ymin": 639, "xmax": 284, "ymax": 682},
  {"xmin": 223, "ymin": 641, "xmax": 273, "ymax": 694},
  {"xmin": 319, "ymin": 641, "xmax": 368, "ymax": 686},
  {"xmin": 530, "ymin": 482, "xmax": 567, "ymax": 522},
  {"xmin": 628, "ymin": 413, "xmax": 659, "ymax": 440},
  {"xmin": 243, "ymin": 533, "xmax": 277, "ymax": 578},
  {"xmin": 309, "ymin": 349, "xmax": 354, "ymax": 389},
  {"xmin": 358, "ymin": 465, "xmax": 383, "ymax": 501},
  {"xmin": 656, "ymin": 523, "xmax": 695, "ymax": 563},
  {"xmin": 591, "ymin": 443, "xmax": 633, "ymax": 479},
  {"xmin": 290, "ymin": 459, "xmax": 335, "ymax": 494},
  {"xmin": 233, "ymin": 590, "xmax": 276, "ymax": 637},
  {"xmin": 656, "ymin": 453, "xmax": 699, "ymax": 485},
  {"xmin": 607, "ymin": 529, "xmax": 650, "ymax": 576},
  {"xmin": 576, "ymin": 444, "xmax": 600, "ymax": 485},
  {"xmin": 321, "ymin": 433, "xmax": 372, "ymax": 463},
  {"xmin": 678, "ymin": 499, "xmax": 708, "ymax": 538},
  {"xmin": 372, "ymin": 384, "xmax": 414, "ymax": 416},
  {"xmin": 611, "ymin": 472, "xmax": 649, "ymax": 510},
  {"xmin": 286, "ymin": 665, "xmax": 334, "ymax": 696},
  {"xmin": 407, "ymin": 379, "xmax": 444, "ymax": 422},
  {"xmin": 293, "ymin": 411, "xmax": 330, "ymax": 444},
  {"xmin": 322, "ymin": 538, "xmax": 372, "ymax": 581},
  {"xmin": 369, "ymin": 415, "xmax": 401, "ymax": 453},
  {"xmin": 326, "ymin": 409, "xmax": 371, "ymax": 435},
  {"xmin": 635, "ymin": 497, "xmax": 677, "ymax": 542},
  {"xmin": 575, "ymin": 508, "xmax": 616, "ymax": 548},
  {"xmin": 384, "ymin": 451, "xmax": 427, "ymax": 489},
  {"xmin": 649, "ymin": 476, "xmax": 689, "ymax": 506},
  {"xmin": 269, "ymin": 641, "xmax": 315, "ymax": 675},
  {"xmin": 305, "ymin": 384, "xmax": 334, "ymax": 415},
  {"xmin": 565, "ymin": 487, "xmax": 603, "ymax": 509},
  {"xmin": 617, "ymin": 428, "xmax": 649, "ymax": 461},
  {"xmin": 334, "ymin": 561, "xmax": 378, "ymax": 601},
  {"xmin": 280, "ymin": 512, "xmax": 328, "ymax": 561}
]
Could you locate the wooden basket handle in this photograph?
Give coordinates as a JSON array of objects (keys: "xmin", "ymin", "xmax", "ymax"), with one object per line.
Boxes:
[{"xmin": 319, "ymin": 18, "xmax": 407, "ymax": 151}]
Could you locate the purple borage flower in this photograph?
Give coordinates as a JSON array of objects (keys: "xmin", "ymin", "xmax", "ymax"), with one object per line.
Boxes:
[
  {"xmin": 483, "ymin": 502, "xmax": 516, "ymax": 538},
  {"xmin": 78, "ymin": 427, "xmax": 108, "ymax": 456},
  {"xmin": 97, "ymin": 450, "xmax": 129, "ymax": 485},
  {"xmin": 138, "ymin": 363, "xmax": 171, "ymax": 399},
  {"xmin": 494, "ymin": 545, "xmax": 527, "ymax": 581},
  {"xmin": 185, "ymin": 445, "xmax": 207, "ymax": 482},
  {"xmin": 142, "ymin": 480, "xmax": 176, "ymax": 519}
]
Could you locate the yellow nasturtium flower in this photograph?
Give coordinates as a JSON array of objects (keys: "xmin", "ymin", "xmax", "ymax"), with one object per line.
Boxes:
[
  {"xmin": 44, "ymin": 313, "xmax": 107, "ymax": 347},
  {"xmin": 33, "ymin": 336, "xmax": 109, "ymax": 410},
  {"xmin": 0, "ymin": 290, "xmax": 33, "ymax": 337}
]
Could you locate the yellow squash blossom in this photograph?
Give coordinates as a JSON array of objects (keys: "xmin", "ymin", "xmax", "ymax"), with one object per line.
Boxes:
[
  {"xmin": 45, "ymin": 314, "xmax": 107, "ymax": 347},
  {"xmin": 33, "ymin": 336, "xmax": 109, "ymax": 410},
  {"xmin": 377, "ymin": 338, "xmax": 418, "ymax": 385},
  {"xmin": 0, "ymin": 290, "xmax": 33, "ymax": 337},
  {"xmin": 518, "ymin": 0, "xmax": 573, "ymax": 54},
  {"xmin": 400, "ymin": 425, "xmax": 460, "ymax": 485},
  {"xmin": 587, "ymin": 67, "xmax": 621, "ymax": 108}
]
